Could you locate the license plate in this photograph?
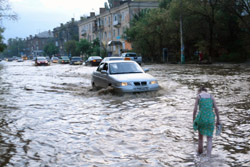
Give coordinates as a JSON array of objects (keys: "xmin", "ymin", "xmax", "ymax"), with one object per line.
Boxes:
[{"xmin": 134, "ymin": 87, "xmax": 148, "ymax": 91}]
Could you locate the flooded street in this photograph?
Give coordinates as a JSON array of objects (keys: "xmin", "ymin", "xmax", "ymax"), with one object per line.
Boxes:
[{"xmin": 0, "ymin": 60, "xmax": 249, "ymax": 167}]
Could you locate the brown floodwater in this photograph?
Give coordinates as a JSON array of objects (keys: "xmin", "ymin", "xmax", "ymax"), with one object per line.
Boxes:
[{"xmin": 0, "ymin": 60, "xmax": 249, "ymax": 167}]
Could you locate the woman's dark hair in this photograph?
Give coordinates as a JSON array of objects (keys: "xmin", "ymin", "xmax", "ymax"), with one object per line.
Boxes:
[{"xmin": 198, "ymin": 86, "xmax": 207, "ymax": 92}]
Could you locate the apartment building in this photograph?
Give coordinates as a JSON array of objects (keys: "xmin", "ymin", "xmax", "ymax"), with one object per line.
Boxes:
[
  {"xmin": 79, "ymin": 0, "xmax": 159, "ymax": 56},
  {"xmin": 26, "ymin": 31, "xmax": 54, "ymax": 58},
  {"xmin": 53, "ymin": 18, "xmax": 79, "ymax": 56}
]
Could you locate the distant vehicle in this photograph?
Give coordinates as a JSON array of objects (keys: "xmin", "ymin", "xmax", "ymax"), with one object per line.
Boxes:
[
  {"xmin": 51, "ymin": 57, "xmax": 59, "ymax": 63},
  {"xmin": 59, "ymin": 56, "xmax": 70, "ymax": 64},
  {"xmin": 121, "ymin": 52, "xmax": 142, "ymax": 65},
  {"xmin": 7, "ymin": 58, "xmax": 14, "ymax": 62},
  {"xmin": 70, "ymin": 57, "xmax": 83, "ymax": 65},
  {"xmin": 17, "ymin": 58, "xmax": 24, "ymax": 62},
  {"xmin": 91, "ymin": 60, "xmax": 159, "ymax": 93},
  {"xmin": 22, "ymin": 55, "xmax": 28, "ymax": 60},
  {"xmin": 46, "ymin": 56, "xmax": 51, "ymax": 62},
  {"xmin": 101, "ymin": 57, "xmax": 124, "ymax": 63},
  {"xmin": 35, "ymin": 56, "xmax": 50, "ymax": 66},
  {"xmin": 85, "ymin": 56, "xmax": 102, "ymax": 66}
]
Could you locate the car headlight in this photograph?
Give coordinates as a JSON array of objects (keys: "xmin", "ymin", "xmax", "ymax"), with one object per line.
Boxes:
[
  {"xmin": 150, "ymin": 80, "xmax": 158, "ymax": 84},
  {"xmin": 121, "ymin": 82, "xmax": 128, "ymax": 86}
]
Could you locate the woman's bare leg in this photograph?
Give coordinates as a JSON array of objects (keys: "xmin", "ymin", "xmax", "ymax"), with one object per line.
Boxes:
[
  {"xmin": 198, "ymin": 132, "xmax": 203, "ymax": 154},
  {"xmin": 207, "ymin": 136, "xmax": 213, "ymax": 157}
]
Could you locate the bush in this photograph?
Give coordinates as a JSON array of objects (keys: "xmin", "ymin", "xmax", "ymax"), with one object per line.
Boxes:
[{"xmin": 218, "ymin": 52, "xmax": 247, "ymax": 63}]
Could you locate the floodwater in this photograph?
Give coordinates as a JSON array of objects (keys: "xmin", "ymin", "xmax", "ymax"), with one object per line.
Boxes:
[{"xmin": 0, "ymin": 60, "xmax": 249, "ymax": 167}]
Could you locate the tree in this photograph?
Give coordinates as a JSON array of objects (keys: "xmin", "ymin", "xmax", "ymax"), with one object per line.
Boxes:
[
  {"xmin": 0, "ymin": 0, "xmax": 18, "ymax": 53},
  {"xmin": 1, "ymin": 38, "xmax": 26, "ymax": 57},
  {"xmin": 43, "ymin": 43, "xmax": 59, "ymax": 57},
  {"xmin": 64, "ymin": 40, "xmax": 79, "ymax": 57},
  {"xmin": 76, "ymin": 39, "xmax": 92, "ymax": 59},
  {"xmin": 0, "ymin": 28, "xmax": 6, "ymax": 52},
  {"xmin": 91, "ymin": 38, "xmax": 101, "ymax": 56}
]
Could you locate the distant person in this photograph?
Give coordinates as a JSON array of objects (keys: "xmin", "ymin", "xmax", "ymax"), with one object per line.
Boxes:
[
  {"xmin": 199, "ymin": 52, "xmax": 203, "ymax": 62},
  {"xmin": 193, "ymin": 86, "xmax": 220, "ymax": 157}
]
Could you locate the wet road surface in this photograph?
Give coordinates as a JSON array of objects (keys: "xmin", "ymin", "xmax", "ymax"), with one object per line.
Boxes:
[{"xmin": 0, "ymin": 60, "xmax": 249, "ymax": 167}]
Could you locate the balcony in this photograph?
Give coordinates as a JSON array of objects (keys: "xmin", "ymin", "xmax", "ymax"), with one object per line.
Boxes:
[
  {"xmin": 81, "ymin": 29, "xmax": 86, "ymax": 36},
  {"xmin": 113, "ymin": 20, "xmax": 121, "ymax": 27}
]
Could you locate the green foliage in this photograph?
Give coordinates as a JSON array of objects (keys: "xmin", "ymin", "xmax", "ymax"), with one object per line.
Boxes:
[
  {"xmin": 1, "ymin": 38, "xmax": 26, "ymax": 57},
  {"xmin": 159, "ymin": 0, "xmax": 172, "ymax": 9},
  {"xmin": 0, "ymin": 28, "xmax": 6, "ymax": 52},
  {"xmin": 76, "ymin": 39, "xmax": 92, "ymax": 56},
  {"xmin": 64, "ymin": 40, "xmax": 79, "ymax": 57},
  {"xmin": 218, "ymin": 52, "xmax": 247, "ymax": 63},
  {"xmin": 43, "ymin": 43, "xmax": 59, "ymax": 57},
  {"xmin": 124, "ymin": 0, "xmax": 250, "ymax": 63}
]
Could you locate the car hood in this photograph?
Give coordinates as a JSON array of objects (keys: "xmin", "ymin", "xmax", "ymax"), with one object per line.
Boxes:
[{"xmin": 110, "ymin": 73, "xmax": 156, "ymax": 82}]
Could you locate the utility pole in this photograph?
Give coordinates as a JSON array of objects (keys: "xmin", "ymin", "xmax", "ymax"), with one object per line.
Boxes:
[{"xmin": 180, "ymin": 0, "xmax": 185, "ymax": 64}]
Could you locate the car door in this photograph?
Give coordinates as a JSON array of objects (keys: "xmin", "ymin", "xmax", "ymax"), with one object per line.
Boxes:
[{"xmin": 97, "ymin": 63, "xmax": 110, "ymax": 88}]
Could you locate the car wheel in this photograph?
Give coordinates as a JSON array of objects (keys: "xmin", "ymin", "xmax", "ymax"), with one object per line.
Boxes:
[{"xmin": 92, "ymin": 82, "xmax": 97, "ymax": 90}]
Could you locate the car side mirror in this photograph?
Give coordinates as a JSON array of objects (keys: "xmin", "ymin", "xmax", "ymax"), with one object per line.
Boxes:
[
  {"xmin": 101, "ymin": 70, "xmax": 107, "ymax": 74},
  {"xmin": 144, "ymin": 68, "xmax": 149, "ymax": 73}
]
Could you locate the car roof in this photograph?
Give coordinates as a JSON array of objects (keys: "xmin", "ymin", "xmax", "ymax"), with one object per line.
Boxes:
[
  {"xmin": 89, "ymin": 56, "xmax": 102, "ymax": 58},
  {"xmin": 103, "ymin": 60, "xmax": 136, "ymax": 63},
  {"xmin": 102, "ymin": 57, "xmax": 123, "ymax": 60}
]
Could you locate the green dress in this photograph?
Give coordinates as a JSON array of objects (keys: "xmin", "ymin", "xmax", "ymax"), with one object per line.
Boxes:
[{"xmin": 193, "ymin": 97, "xmax": 215, "ymax": 136}]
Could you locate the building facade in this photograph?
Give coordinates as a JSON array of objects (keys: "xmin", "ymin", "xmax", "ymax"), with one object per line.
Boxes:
[
  {"xmin": 26, "ymin": 31, "xmax": 54, "ymax": 58},
  {"xmin": 53, "ymin": 18, "xmax": 79, "ymax": 56},
  {"xmin": 78, "ymin": 0, "xmax": 159, "ymax": 56}
]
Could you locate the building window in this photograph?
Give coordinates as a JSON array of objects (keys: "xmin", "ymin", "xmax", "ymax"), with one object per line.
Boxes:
[
  {"xmin": 113, "ymin": 30, "xmax": 116, "ymax": 37},
  {"xmin": 118, "ymin": 28, "xmax": 120, "ymax": 36},
  {"xmin": 121, "ymin": 12, "xmax": 124, "ymax": 21},
  {"xmin": 108, "ymin": 32, "xmax": 111, "ymax": 39}
]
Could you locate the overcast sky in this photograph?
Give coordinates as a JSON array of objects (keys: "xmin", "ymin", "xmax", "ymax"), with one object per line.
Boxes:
[{"xmin": 1, "ymin": 0, "xmax": 108, "ymax": 43}]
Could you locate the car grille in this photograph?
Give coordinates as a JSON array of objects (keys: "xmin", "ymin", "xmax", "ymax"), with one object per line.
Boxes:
[{"xmin": 134, "ymin": 81, "xmax": 147, "ymax": 86}]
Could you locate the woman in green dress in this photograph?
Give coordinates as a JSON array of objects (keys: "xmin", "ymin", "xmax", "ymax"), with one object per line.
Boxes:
[{"xmin": 193, "ymin": 86, "xmax": 220, "ymax": 157}]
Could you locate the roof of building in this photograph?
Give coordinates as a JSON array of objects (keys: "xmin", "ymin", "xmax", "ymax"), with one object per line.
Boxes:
[{"xmin": 35, "ymin": 31, "xmax": 53, "ymax": 38}]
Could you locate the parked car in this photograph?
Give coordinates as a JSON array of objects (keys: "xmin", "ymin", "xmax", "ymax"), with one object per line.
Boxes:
[
  {"xmin": 17, "ymin": 58, "xmax": 24, "ymax": 62},
  {"xmin": 91, "ymin": 60, "xmax": 159, "ymax": 93},
  {"xmin": 59, "ymin": 56, "xmax": 70, "ymax": 64},
  {"xmin": 35, "ymin": 56, "xmax": 50, "ymax": 66},
  {"xmin": 70, "ymin": 57, "xmax": 83, "ymax": 65},
  {"xmin": 101, "ymin": 56, "xmax": 124, "ymax": 63},
  {"xmin": 7, "ymin": 58, "xmax": 14, "ymax": 62},
  {"xmin": 85, "ymin": 56, "xmax": 102, "ymax": 66},
  {"xmin": 121, "ymin": 52, "xmax": 142, "ymax": 65},
  {"xmin": 51, "ymin": 57, "xmax": 59, "ymax": 63},
  {"xmin": 46, "ymin": 56, "xmax": 51, "ymax": 62}
]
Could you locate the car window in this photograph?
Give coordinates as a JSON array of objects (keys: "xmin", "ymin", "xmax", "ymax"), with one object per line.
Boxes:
[
  {"xmin": 126, "ymin": 53, "xmax": 137, "ymax": 57},
  {"xmin": 97, "ymin": 63, "xmax": 104, "ymax": 72},
  {"xmin": 72, "ymin": 57, "xmax": 82, "ymax": 61},
  {"xmin": 109, "ymin": 62, "xmax": 143, "ymax": 74},
  {"xmin": 37, "ymin": 57, "xmax": 46, "ymax": 60},
  {"xmin": 103, "ymin": 63, "xmax": 108, "ymax": 71}
]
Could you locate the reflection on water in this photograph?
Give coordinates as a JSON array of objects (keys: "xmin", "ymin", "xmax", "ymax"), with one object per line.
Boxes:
[{"xmin": 0, "ymin": 61, "xmax": 249, "ymax": 166}]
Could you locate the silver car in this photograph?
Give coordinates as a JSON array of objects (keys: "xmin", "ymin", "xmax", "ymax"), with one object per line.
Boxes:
[{"xmin": 91, "ymin": 60, "xmax": 159, "ymax": 93}]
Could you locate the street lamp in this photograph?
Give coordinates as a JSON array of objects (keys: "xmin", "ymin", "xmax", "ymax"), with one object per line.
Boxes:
[{"xmin": 180, "ymin": 0, "xmax": 185, "ymax": 64}]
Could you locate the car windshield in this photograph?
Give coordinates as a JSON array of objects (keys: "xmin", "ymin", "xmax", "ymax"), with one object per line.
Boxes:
[
  {"xmin": 61, "ymin": 56, "xmax": 69, "ymax": 60},
  {"xmin": 37, "ymin": 57, "xmax": 46, "ymax": 60},
  {"xmin": 72, "ymin": 57, "xmax": 82, "ymax": 61},
  {"xmin": 109, "ymin": 58, "xmax": 123, "ymax": 61},
  {"xmin": 89, "ymin": 56, "xmax": 101, "ymax": 60},
  {"xmin": 125, "ymin": 53, "xmax": 137, "ymax": 57},
  {"xmin": 52, "ymin": 57, "xmax": 59, "ymax": 60},
  {"xmin": 109, "ymin": 62, "xmax": 143, "ymax": 74}
]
